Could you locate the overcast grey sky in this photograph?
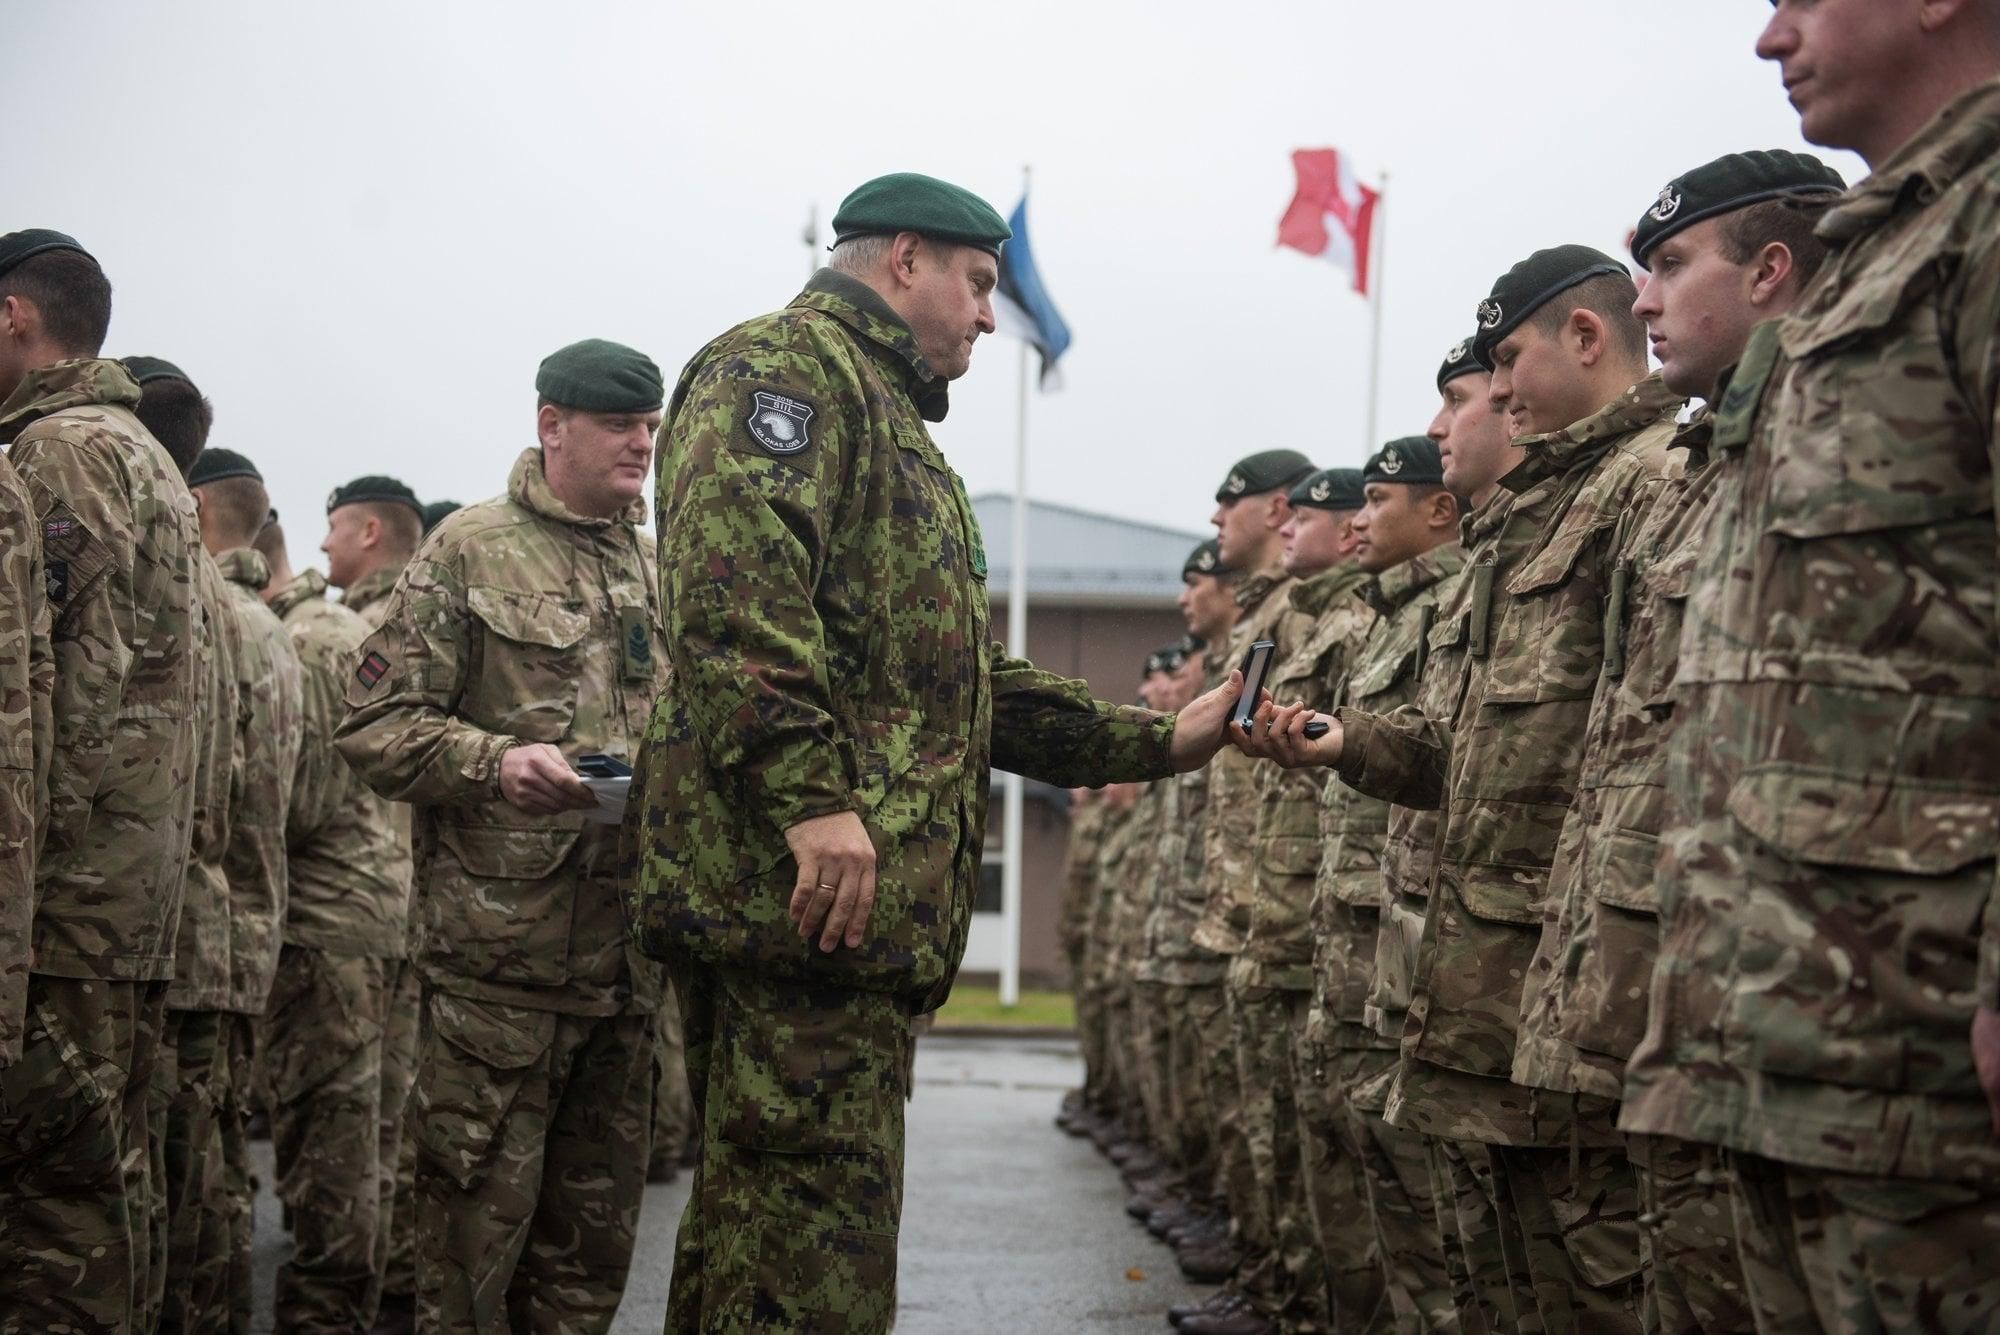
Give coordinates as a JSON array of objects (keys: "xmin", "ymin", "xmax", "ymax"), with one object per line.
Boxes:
[{"xmin": 6, "ymin": 1, "xmax": 1858, "ymax": 557}]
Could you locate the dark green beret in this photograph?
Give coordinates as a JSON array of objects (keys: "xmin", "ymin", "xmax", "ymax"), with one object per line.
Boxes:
[
  {"xmin": 186, "ymin": 447, "xmax": 261, "ymax": 488},
  {"xmin": 1472, "ymin": 244, "xmax": 1629, "ymax": 369},
  {"xmin": 328, "ymin": 475, "xmax": 424, "ymax": 521},
  {"xmin": 831, "ymin": 172, "xmax": 1012, "ymax": 258},
  {"xmin": 422, "ymin": 499, "xmax": 461, "ymax": 535},
  {"xmin": 1437, "ymin": 332, "xmax": 1483, "ymax": 391},
  {"xmin": 1363, "ymin": 436, "xmax": 1444, "ymax": 486},
  {"xmin": 1216, "ymin": 449, "xmax": 1315, "ymax": 502},
  {"xmin": 0, "ymin": 228, "xmax": 92, "ymax": 282},
  {"xmin": 120, "ymin": 355, "xmax": 192, "ymax": 386},
  {"xmin": 535, "ymin": 339, "xmax": 664, "ymax": 413},
  {"xmin": 1146, "ymin": 642, "xmax": 1190, "ymax": 675},
  {"xmin": 1631, "ymin": 149, "xmax": 1846, "ymax": 269},
  {"xmin": 1183, "ymin": 538, "xmax": 1228, "ymax": 579},
  {"xmin": 1288, "ymin": 467, "xmax": 1366, "ymax": 512}
]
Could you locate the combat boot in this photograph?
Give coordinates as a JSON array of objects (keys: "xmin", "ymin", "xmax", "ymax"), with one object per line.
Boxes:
[
  {"xmin": 1169, "ymin": 1290, "xmax": 1244, "ymax": 1329},
  {"xmin": 1179, "ymin": 1302, "xmax": 1274, "ymax": 1335}
]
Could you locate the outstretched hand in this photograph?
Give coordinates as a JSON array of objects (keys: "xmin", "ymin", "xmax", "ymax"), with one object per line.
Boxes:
[
  {"xmin": 1167, "ymin": 670, "xmax": 1243, "ymax": 773},
  {"xmin": 1231, "ymin": 697, "xmax": 1344, "ymax": 769}
]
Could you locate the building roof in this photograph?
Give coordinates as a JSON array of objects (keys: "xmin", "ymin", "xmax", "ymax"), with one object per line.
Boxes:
[{"xmin": 970, "ymin": 494, "xmax": 1207, "ymax": 608}]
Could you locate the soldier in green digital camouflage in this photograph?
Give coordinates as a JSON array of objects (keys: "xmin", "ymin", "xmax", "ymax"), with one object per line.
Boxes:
[
  {"xmin": 318, "ymin": 474, "xmax": 427, "ymax": 1322},
  {"xmin": 1244, "ymin": 247, "xmax": 1685, "ymax": 1333},
  {"xmin": 257, "ymin": 504, "xmax": 417, "ymax": 1330},
  {"xmin": 1506, "ymin": 151, "xmax": 1843, "ymax": 1335},
  {"xmin": 1621, "ymin": 7, "xmax": 2000, "ymax": 1328},
  {"xmin": 1300, "ymin": 437, "xmax": 1463, "ymax": 1335},
  {"xmin": 0, "ymin": 231, "xmax": 201, "ymax": 1333},
  {"xmin": 631, "ymin": 172, "xmax": 1239, "ymax": 1334},
  {"xmin": 185, "ymin": 447, "xmax": 307, "ymax": 1334},
  {"xmin": 337, "ymin": 338, "xmax": 671, "ymax": 1333}
]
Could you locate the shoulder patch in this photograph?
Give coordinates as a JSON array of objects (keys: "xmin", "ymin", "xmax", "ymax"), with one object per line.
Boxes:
[
  {"xmin": 744, "ymin": 389, "xmax": 816, "ymax": 456},
  {"xmin": 355, "ymin": 650, "xmax": 391, "ymax": 689},
  {"xmin": 46, "ymin": 559, "xmax": 68, "ymax": 604}
]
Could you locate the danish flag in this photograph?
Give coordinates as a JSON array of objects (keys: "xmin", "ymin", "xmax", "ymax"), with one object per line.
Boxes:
[{"xmin": 1276, "ymin": 147, "xmax": 1381, "ymax": 296}]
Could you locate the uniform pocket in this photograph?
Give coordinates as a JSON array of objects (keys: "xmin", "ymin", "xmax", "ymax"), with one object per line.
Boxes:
[
  {"xmin": 0, "ymin": 999, "xmax": 108, "ymax": 1156},
  {"xmin": 464, "ymin": 585, "xmax": 587, "ymax": 743},
  {"xmin": 1559, "ymin": 826, "xmax": 1665, "ymax": 1065},
  {"xmin": 415, "ymin": 994, "xmax": 555, "ymax": 1189},
  {"xmin": 1484, "ymin": 516, "xmax": 1612, "ymax": 705},
  {"xmin": 429, "ymin": 823, "xmax": 581, "ymax": 987}
]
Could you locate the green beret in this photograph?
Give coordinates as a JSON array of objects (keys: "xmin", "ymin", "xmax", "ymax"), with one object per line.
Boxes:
[
  {"xmin": 1631, "ymin": 149, "xmax": 1846, "ymax": 269},
  {"xmin": 1183, "ymin": 538, "xmax": 1228, "ymax": 579},
  {"xmin": 1215, "ymin": 449, "xmax": 1315, "ymax": 502},
  {"xmin": 328, "ymin": 475, "xmax": 424, "ymax": 521},
  {"xmin": 121, "ymin": 355, "xmax": 192, "ymax": 386},
  {"xmin": 186, "ymin": 447, "xmax": 262, "ymax": 488},
  {"xmin": 1288, "ymin": 467, "xmax": 1366, "ymax": 512},
  {"xmin": 1472, "ymin": 244, "xmax": 1629, "ymax": 369},
  {"xmin": 831, "ymin": 172, "xmax": 1012, "ymax": 258},
  {"xmin": 0, "ymin": 228, "xmax": 91, "ymax": 282},
  {"xmin": 1146, "ymin": 642, "xmax": 1190, "ymax": 675},
  {"xmin": 1436, "ymin": 332, "xmax": 1483, "ymax": 391},
  {"xmin": 1363, "ymin": 436, "xmax": 1444, "ymax": 486},
  {"xmin": 422, "ymin": 499, "xmax": 461, "ymax": 535},
  {"xmin": 535, "ymin": 339, "xmax": 664, "ymax": 413}
]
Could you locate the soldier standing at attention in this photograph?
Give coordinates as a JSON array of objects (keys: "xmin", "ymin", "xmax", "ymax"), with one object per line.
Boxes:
[
  {"xmin": 257, "ymin": 503, "xmax": 417, "ymax": 1329},
  {"xmin": 337, "ymin": 338, "xmax": 670, "ymax": 1333},
  {"xmin": 1245, "ymin": 247, "xmax": 1682, "ymax": 1333},
  {"xmin": 1508, "ymin": 151, "xmax": 1842, "ymax": 1335},
  {"xmin": 318, "ymin": 474, "xmax": 427, "ymax": 1329},
  {"xmin": 1621, "ymin": 3, "xmax": 2000, "ymax": 1326},
  {"xmin": 0, "ymin": 230, "xmax": 200, "ymax": 1332},
  {"xmin": 184, "ymin": 447, "xmax": 307, "ymax": 1333},
  {"xmin": 632, "ymin": 172, "xmax": 1238, "ymax": 1333}
]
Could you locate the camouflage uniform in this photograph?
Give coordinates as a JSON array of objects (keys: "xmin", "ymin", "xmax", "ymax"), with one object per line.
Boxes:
[
  {"xmin": 0, "ymin": 450, "xmax": 49, "ymax": 1066},
  {"xmin": 633, "ymin": 269, "xmax": 1176, "ymax": 1332},
  {"xmin": 1234, "ymin": 561, "xmax": 1379, "ymax": 1332},
  {"xmin": 0, "ymin": 357, "xmax": 199, "ymax": 1333},
  {"xmin": 338, "ymin": 559, "xmax": 424, "ymax": 1305},
  {"xmin": 1191, "ymin": 568, "xmax": 1294, "ymax": 1312},
  {"xmin": 266, "ymin": 567, "xmax": 413, "ymax": 1329},
  {"xmin": 1620, "ymin": 78, "xmax": 2000, "ymax": 1331},
  {"xmin": 337, "ymin": 446, "xmax": 667, "ymax": 1334},
  {"xmin": 1079, "ymin": 796, "xmax": 1141, "ymax": 1119},
  {"xmin": 1305, "ymin": 543, "xmax": 1464, "ymax": 1334},
  {"xmin": 1099, "ymin": 785, "xmax": 1162, "ymax": 1144},
  {"xmin": 1335, "ymin": 376, "xmax": 1683, "ymax": 1334}
]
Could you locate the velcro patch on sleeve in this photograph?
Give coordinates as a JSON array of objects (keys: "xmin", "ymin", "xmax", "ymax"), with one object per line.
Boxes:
[{"xmin": 356, "ymin": 650, "xmax": 391, "ymax": 689}]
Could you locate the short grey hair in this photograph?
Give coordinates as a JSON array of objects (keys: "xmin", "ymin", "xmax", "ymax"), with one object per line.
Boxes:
[{"xmin": 827, "ymin": 233, "xmax": 893, "ymax": 275}]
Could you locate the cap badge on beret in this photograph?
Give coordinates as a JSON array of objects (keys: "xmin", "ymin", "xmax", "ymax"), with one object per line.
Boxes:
[
  {"xmin": 747, "ymin": 391, "xmax": 814, "ymax": 456},
  {"xmin": 326, "ymin": 488, "xmax": 340, "ymax": 511},
  {"xmin": 1308, "ymin": 478, "xmax": 1331, "ymax": 503},
  {"xmin": 1378, "ymin": 451, "xmax": 1404, "ymax": 475},
  {"xmin": 1477, "ymin": 299, "xmax": 1503, "ymax": 330},
  {"xmin": 1447, "ymin": 339, "xmax": 1471, "ymax": 364},
  {"xmin": 1224, "ymin": 471, "xmax": 1248, "ymax": 496},
  {"xmin": 1649, "ymin": 185, "xmax": 1684, "ymax": 223},
  {"xmin": 1195, "ymin": 548, "xmax": 1217, "ymax": 572}
]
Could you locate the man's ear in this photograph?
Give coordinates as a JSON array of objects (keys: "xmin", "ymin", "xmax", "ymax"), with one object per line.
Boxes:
[
  {"xmin": 1571, "ymin": 307, "xmax": 1607, "ymax": 368},
  {"xmin": 1265, "ymin": 494, "xmax": 1292, "ymax": 532},
  {"xmin": 536, "ymin": 403, "xmax": 564, "ymax": 452},
  {"xmin": 1427, "ymin": 489, "xmax": 1460, "ymax": 532},
  {"xmin": 360, "ymin": 514, "xmax": 384, "ymax": 552},
  {"xmin": 889, "ymin": 232, "xmax": 924, "ymax": 288},
  {"xmin": 0, "ymin": 293, "xmax": 32, "ymax": 341},
  {"xmin": 1749, "ymin": 241, "xmax": 1797, "ymax": 309}
]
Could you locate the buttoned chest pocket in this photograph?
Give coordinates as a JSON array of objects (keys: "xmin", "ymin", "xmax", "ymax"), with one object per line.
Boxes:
[
  {"xmin": 465, "ymin": 586, "xmax": 587, "ymax": 743},
  {"xmin": 1484, "ymin": 517, "xmax": 1611, "ymax": 705},
  {"xmin": 1766, "ymin": 249, "xmax": 1990, "ymax": 540},
  {"xmin": 1636, "ymin": 542, "xmax": 1697, "ymax": 716},
  {"xmin": 881, "ymin": 430, "xmax": 983, "ymax": 701},
  {"xmin": 1415, "ymin": 611, "xmax": 1468, "ymax": 718}
]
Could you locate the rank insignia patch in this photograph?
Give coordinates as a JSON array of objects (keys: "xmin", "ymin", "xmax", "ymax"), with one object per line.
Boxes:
[
  {"xmin": 747, "ymin": 391, "xmax": 815, "ymax": 455},
  {"xmin": 356, "ymin": 650, "xmax": 391, "ymax": 688}
]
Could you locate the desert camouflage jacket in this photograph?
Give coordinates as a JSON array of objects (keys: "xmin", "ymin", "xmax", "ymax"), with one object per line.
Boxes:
[
  {"xmin": 0, "ymin": 452, "xmax": 50, "ymax": 1060},
  {"xmin": 339, "ymin": 562, "xmax": 403, "ymax": 630},
  {"xmin": 168, "ymin": 552, "xmax": 243, "ymax": 1013},
  {"xmin": 631, "ymin": 270, "xmax": 1174, "ymax": 1009},
  {"xmin": 1057, "ymin": 798, "xmax": 1110, "ymax": 961}
]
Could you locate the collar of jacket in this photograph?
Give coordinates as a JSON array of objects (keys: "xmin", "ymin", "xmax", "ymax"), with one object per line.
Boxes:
[
  {"xmin": 268, "ymin": 567, "xmax": 329, "ymax": 619},
  {"xmin": 1670, "ymin": 404, "xmax": 1715, "ymax": 471},
  {"xmin": 339, "ymin": 562, "xmax": 400, "ymax": 612},
  {"xmin": 509, "ymin": 446, "xmax": 645, "ymax": 531},
  {"xmin": 0, "ymin": 356, "xmax": 142, "ymax": 442},
  {"xmin": 1366, "ymin": 541, "xmax": 1467, "ymax": 617},
  {"xmin": 1820, "ymin": 75, "xmax": 2000, "ymax": 243},
  {"xmin": 216, "ymin": 545, "xmax": 271, "ymax": 591},
  {"xmin": 1461, "ymin": 484, "xmax": 1518, "ymax": 548},
  {"xmin": 1233, "ymin": 562, "xmax": 1289, "ymax": 613},
  {"xmin": 792, "ymin": 268, "xmax": 951, "ymax": 423},
  {"xmin": 1288, "ymin": 560, "xmax": 1370, "ymax": 617},
  {"xmin": 1503, "ymin": 372, "xmax": 1683, "ymax": 492}
]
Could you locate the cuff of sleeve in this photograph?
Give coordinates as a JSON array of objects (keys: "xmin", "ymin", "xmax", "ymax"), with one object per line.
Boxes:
[
  {"xmin": 744, "ymin": 737, "xmax": 854, "ymax": 832},
  {"xmin": 1141, "ymin": 712, "xmax": 1178, "ymax": 779},
  {"xmin": 457, "ymin": 731, "xmax": 520, "ymax": 799},
  {"xmin": 1332, "ymin": 706, "xmax": 1377, "ymax": 789}
]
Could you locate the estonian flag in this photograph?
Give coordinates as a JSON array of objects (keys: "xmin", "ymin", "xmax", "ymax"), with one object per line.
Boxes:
[{"xmin": 993, "ymin": 196, "xmax": 1073, "ymax": 390}]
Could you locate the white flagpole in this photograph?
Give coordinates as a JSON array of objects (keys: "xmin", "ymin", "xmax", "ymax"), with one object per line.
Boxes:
[
  {"xmin": 1364, "ymin": 172, "xmax": 1388, "ymax": 449},
  {"xmin": 803, "ymin": 204, "xmax": 820, "ymax": 278},
  {"xmin": 999, "ymin": 166, "xmax": 1032, "ymax": 1011}
]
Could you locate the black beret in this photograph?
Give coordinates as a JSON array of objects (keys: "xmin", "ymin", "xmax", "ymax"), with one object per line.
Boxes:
[
  {"xmin": 187, "ymin": 447, "xmax": 262, "ymax": 487},
  {"xmin": 1363, "ymin": 436, "xmax": 1444, "ymax": 486},
  {"xmin": 120, "ymin": 355, "xmax": 192, "ymax": 386},
  {"xmin": 1216, "ymin": 449, "xmax": 1315, "ymax": 502},
  {"xmin": 328, "ymin": 475, "xmax": 424, "ymax": 521},
  {"xmin": 1472, "ymin": 244, "xmax": 1630, "ymax": 369},
  {"xmin": 1288, "ymin": 467, "xmax": 1366, "ymax": 512},
  {"xmin": 535, "ymin": 339, "xmax": 664, "ymax": 413},
  {"xmin": 422, "ymin": 499, "xmax": 461, "ymax": 535},
  {"xmin": 0, "ymin": 229, "xmax": 92, "ymax": 282},
  {"xmin": 1183, "ymin": 538, "xmax": 1228, "ymax": 579},
  {"xmin": 1631, "ymin": 149, "xmax": 1846, "ymax": 269},
  {"xmin": 1436, "ymin": 332, "xmax": 1483, "ymax": 391},
  {"xmin": 831, "ymin": 172, "xmax": 1012, "ymax": 258}
]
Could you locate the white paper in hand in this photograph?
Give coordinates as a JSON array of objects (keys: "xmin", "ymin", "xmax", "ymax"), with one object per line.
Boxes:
[{"xmin": 581, "ymin": 776, "xmax": 630, "ymax": 825}]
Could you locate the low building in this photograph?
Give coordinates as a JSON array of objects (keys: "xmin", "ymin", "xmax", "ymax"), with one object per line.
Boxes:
[{"xmin": 960, "ymin": 494, "xmax": 1207, "ymax": 989}]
